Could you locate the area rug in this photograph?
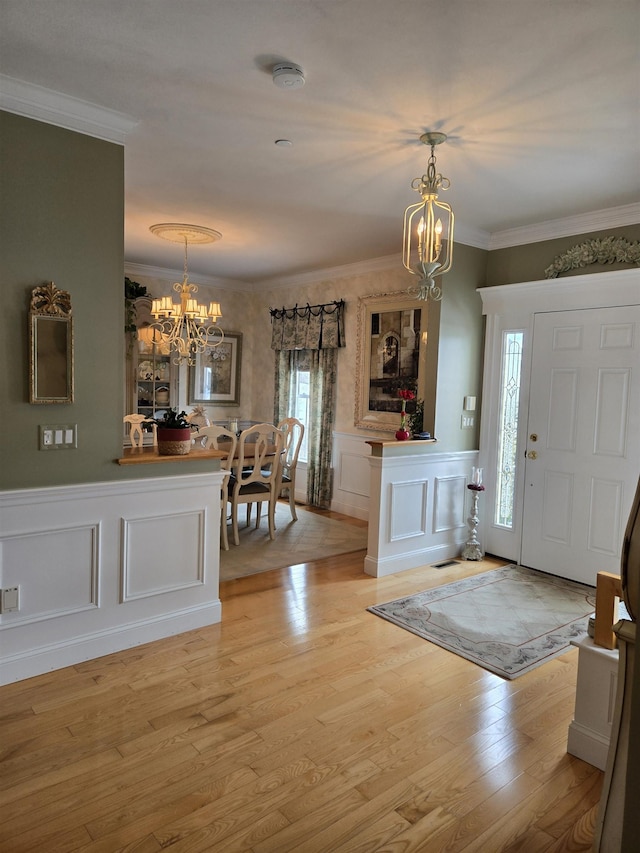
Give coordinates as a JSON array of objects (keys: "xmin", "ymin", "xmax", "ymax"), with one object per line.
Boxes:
[
  {"xmin": 368, "ymin": 565, "xmax": 596, "ymax": 679},
  {"xmin": 220, "ymin": 503, "xmax": 368, "ymax": 580}
]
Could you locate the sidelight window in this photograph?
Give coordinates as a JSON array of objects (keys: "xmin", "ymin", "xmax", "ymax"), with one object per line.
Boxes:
[{"xmin": 494, "ymin": 331, "xmax": 524, "ymax": 528}]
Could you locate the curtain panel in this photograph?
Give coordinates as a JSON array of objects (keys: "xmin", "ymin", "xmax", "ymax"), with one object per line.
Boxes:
[
  {"xmin": 271, "ymin": 300, "xmax": 344, "ymax": 508},
  {"xmin": 274, "ymin": 348, "xmax": 338, "ymax": 508},
  {"xmin": 270, "ymin": 300, "xmax": 345, "ymax": 351}
]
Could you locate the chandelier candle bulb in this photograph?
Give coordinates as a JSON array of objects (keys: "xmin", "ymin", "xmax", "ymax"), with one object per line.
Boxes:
[{"xmin": 435, "ymin": 218, "xmax": 442, "ymax": 253}]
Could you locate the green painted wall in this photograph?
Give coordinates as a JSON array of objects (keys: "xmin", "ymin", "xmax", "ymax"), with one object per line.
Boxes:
[
  {"xmin": 434, "ymin": 243, "xmax": 486, "ymax": 450},
  {"xmin": 0, "ymin": 112, "xmax": 219, "ymax": 490},
  {"xmin": 486, "ymin": 224, "xmax": 640, "ymax": 286}
]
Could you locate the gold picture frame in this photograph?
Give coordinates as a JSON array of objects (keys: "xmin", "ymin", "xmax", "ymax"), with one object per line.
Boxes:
[
  {"xmin": 354, "ymin": 290, "xmax": 439, "ymax": 433},
  {"xmin": 29, "ymin": 282, "xmax": 74, "ymax": 404}
]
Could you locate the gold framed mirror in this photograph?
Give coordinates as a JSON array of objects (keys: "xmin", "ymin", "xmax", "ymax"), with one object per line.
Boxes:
[
  {"xmin": 29, "ymin": 282, "xmax": 74, "ymax": 404},
  {"xmin": 354, "ymin": 290, "xmax": 439, "ymax": 434}
]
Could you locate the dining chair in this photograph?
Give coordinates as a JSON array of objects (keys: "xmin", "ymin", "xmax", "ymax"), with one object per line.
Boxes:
[
  {"xmin": 227, "ymin": 423, "xmax": 285, "ymax": 546},
  {"xmin": 276, "ymin": 417, "xmax": 305, "ymax": 521},
  {"xmin": 196, "ymin": 426, "xmax": 238, "ymax": 551},
  {"xmin": 255, "ymin": 417, "xmax": 305, "ymax": 524},
  {"xmin": 123, "ymin": 414, "xmax": 157, "ymax": 447}
]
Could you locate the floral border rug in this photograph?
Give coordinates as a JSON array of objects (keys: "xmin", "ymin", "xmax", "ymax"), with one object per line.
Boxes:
[{"xmin": 368, "ymin": 565, "xmax": 596, "ymax": 679}]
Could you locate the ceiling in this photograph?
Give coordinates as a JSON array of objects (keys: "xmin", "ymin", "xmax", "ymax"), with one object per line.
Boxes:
[{"xmin": 1, "ymin": 0, "xmax": 638, "ymax": 284}]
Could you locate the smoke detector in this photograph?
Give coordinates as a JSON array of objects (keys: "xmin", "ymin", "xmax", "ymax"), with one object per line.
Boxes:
[{"xmin": 272, "ymin": 63, "xmax": 305, "ymax": 89}]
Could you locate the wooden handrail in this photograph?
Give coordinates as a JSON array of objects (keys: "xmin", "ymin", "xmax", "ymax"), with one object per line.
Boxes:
[{"xmin": 594, "ymin": 571, "xmax": 623, "ymax": 650}]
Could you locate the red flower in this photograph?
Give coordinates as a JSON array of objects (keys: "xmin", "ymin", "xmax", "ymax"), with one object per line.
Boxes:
[{"xmin": 398, "ymin": 389, "xmax": 416, "ymax": 401}]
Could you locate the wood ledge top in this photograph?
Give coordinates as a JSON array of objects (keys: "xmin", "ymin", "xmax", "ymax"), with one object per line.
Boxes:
[{"xmin": 117, "ymin": 446, "xmax": 225, "ymax": 465}]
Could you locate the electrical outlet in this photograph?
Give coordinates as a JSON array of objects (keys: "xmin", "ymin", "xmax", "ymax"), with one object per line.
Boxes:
[{"xmin": 1, "ymin": 586, "xmax": 20, "ymax": 613}]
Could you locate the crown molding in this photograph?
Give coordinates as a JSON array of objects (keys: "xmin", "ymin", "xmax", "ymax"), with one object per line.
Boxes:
[
  {"xmin": 124, "ymin": 262, "xmax": 253, "ymax": 292},
  {"xmin": 455, "ymin": 222, "xmax": 491, "ymax": 250},
  {"xmin": 489, "ymin": 204, "xmax": 640, "ymax": 250},
  {"xmin": 0, "ymin": 75, "xmax": 137, "ymax": 144}
]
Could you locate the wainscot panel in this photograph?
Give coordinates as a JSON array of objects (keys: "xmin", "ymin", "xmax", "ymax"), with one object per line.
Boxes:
[
  {"xmin": 331, "ymin": 431, "xmax": 378, "ymax": 520},
  {"xmin": 365, "ymin": 447, "xmax": 479, "ymax": 577},
  {"xmin": 0, "ymin": 473, "xmax": 224, "ymax": 684}
]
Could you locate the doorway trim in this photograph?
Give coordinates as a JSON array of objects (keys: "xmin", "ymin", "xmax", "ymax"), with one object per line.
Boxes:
[{"xmin": 478, "ymin": 268, "xmax": 640, "ymax": 563}]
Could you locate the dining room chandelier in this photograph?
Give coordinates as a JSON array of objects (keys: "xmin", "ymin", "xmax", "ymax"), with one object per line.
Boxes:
[
  {"xmin": 149, "ymin": 223, "xmax": 224, "ymax": 365},
  {"xmin": 402, "ymin": 132, "xmax": 454, "ymax": 301}
]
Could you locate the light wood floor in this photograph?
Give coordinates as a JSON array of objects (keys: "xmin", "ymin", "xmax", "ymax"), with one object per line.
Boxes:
[{"xmin": 0, "ymin": 513, "xmax": 603, "ymax": 852}]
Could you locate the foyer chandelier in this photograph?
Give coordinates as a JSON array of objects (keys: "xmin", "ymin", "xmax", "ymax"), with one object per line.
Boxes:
[
  {"xmin": 149, "ymin": 223, "xmax": 224, "ymax": 365},
  {"xmin": 402, "ymin": 132, "xmax": 454, "ymax": 301}
]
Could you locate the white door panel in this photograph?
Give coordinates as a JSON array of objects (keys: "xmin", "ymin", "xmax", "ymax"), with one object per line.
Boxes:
[{"xmin": 521, "ymin": 306, "xmax": 640, "ymax": 585}]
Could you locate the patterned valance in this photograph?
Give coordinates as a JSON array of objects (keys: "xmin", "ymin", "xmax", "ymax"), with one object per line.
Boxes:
[{"xmin": 270, "ymin": 300, "xmax": 345, "ymax": 350}]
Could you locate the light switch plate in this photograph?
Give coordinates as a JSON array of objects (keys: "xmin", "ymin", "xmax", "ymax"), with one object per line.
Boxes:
[
  {"xmin": 463, "ymin": 396, "xmax": 477, "ymax": 411},
  {"xmin": 40, "ymin": 424, "xmax": 78, "ymax": 450}
]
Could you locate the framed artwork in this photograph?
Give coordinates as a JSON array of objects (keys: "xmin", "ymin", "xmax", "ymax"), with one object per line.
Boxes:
[
  {"xmin": 354, "ymin": 291, "xmax": 439, "ymax": 433},
  {"xmin": 188, "ymin": 331, "xmax": 242, "ymax": 405}
]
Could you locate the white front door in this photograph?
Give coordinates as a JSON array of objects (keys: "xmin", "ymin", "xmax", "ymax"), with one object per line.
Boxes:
[{"xmin": 520, "ymin": 305, "xmax": 640, "ymax": 585}]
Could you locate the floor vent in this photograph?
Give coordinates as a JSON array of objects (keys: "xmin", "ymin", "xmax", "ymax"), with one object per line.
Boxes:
[{"xmin": 432, "ymin": 559, "xmax": 460, "ymax": 569}]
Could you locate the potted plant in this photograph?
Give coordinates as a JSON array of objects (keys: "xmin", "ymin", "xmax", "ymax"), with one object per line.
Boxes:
[{"xmin": 152, "ymin": 408, "xmax": 194, "ymax": 456}]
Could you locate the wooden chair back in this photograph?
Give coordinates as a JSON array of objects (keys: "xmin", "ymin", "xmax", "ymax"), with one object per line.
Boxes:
[
  {"xmin": 277, "ymin": 417, "xmax": 305, "ymax": 480},
  {"xmin": 276, "ymin": 417, "xmax": 305, "ymax": 520},
  {"xmin": 235, "ymin": 423, "xmax": 285, "ymax": 490},
  {"xmin": 196, "ymin": 425, "xmax": 238, "ymax": 551},
  {"xmin": 196, "ymin": 425, "xmax": 238, "ymax": 470}
]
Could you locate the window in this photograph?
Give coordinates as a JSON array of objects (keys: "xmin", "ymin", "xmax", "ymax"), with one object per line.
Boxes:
[
  {"xmin": 494, "ymin": 331, "xmax": 524, "ymax": 528},
  {"xmin": 290, "ymin": 368, "xmax": 310, "ymax": 463}
]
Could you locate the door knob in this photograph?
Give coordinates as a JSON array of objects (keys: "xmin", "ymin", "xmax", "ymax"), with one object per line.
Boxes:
[
  {"xmin": 526, "ymin": 450, "xmax": 538, "ymax": 460},
  {"xmin": 529, "ymin": 433, "xmax": 538, "ymax": 442}
]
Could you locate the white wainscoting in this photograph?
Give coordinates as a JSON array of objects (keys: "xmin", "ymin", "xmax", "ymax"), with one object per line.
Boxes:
[
  {"xmin": 567, "ymin": 637, "xmax": 619, "ymax": 770},
  {"xmin": 0, "ymin": 472, "xmax": 224, "ymax": 685},
  {"xmin": 332, "ymin": 432, "xmax": 478, "ymax": 575},
  {"xmin": 331, "ymin": 432, "xmax": 377, "ymax": 520}
]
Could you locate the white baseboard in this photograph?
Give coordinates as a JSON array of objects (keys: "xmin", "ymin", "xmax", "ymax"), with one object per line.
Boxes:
[
  {"xmin": 567, "ymin": 720, "xmax": 610, "ymax": 771},
  {"xmin": 330, "ymin": 497, "xmax": 369, "ymax": 521},
  {"xmin": 0, "ymin": 601, "xmax": 221, "ymax": 685},
  {"xmin": 364, "ymin": 542, "xmax": 465, "ymax": 577}
]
